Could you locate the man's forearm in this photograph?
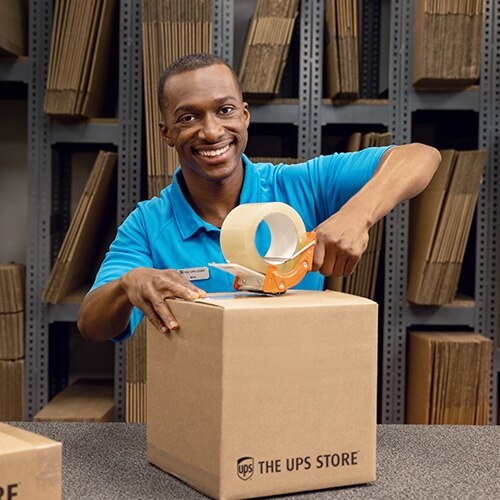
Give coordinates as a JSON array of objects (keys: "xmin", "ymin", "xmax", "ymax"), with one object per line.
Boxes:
[
  {"xmin": 339, "ymin": 143, "xmax": 441, "ymax": 228},
  {"xmin": 77, "ymin": 278, "xmax": 134, "ymax": 342}
]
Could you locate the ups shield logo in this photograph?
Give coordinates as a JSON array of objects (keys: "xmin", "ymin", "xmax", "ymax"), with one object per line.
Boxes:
[{"xmin": 237, "ymin": 456, "xmax": 254, "ymax": 480}]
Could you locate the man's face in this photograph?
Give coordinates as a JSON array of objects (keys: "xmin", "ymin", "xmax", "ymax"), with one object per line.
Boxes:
[{"xmin": 159, "ymin": 64, "xmax": 250, "ymax": 184}]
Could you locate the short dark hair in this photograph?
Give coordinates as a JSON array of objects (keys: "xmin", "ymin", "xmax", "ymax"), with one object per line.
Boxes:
[{"xmin": 157, "ymin": 53, "xmax": 241, "ymax": 115}]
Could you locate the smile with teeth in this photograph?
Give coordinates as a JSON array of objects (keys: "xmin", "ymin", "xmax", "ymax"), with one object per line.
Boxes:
[{"xmin": 197, "ymin": 144, "xmax": 231, "ymax": 157}]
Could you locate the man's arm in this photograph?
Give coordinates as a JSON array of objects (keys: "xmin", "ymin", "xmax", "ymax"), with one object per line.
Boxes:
[
  {"xmin": 77, "ymin": 268, "xmax": 205, "ymax": 342},
  {"xmin": 313, "ymin": 142, "xmax": 441, "ymax": 277}
]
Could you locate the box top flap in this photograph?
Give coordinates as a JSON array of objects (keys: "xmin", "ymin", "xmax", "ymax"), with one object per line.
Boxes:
[
  {"xmin": 0, "ymin": 423, "xmax": 61, "ymax": 453},
  {"xmin": 170, "ymin": 289, "xmax": 376, "ymax": 310}
]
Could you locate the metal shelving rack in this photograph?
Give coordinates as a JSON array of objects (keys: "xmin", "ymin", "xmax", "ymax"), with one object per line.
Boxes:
[
  {"xmin": 381, "ymin": 0, "xmax": 500, "ymax": 424},
  {"xmin": 296, "ymin": 0, "xmax": 500, "ymax": 423},
  {"xmin": 24, "ymin": 0, "xmax": 499, "ymax": 423},
  {"xmin": 25, "ymin": 0, "xmax": 142, "ymax": 420}
]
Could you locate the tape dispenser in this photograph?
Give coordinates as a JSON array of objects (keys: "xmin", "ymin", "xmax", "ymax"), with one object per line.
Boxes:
[{"xmin": 210, "ymin": 202, "xmax": 316, "ymax": 294}]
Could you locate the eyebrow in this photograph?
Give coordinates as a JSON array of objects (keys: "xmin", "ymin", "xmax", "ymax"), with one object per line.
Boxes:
[{"xmin": 173, "ymin": 96, "xmax": 239, "ymax": 115}]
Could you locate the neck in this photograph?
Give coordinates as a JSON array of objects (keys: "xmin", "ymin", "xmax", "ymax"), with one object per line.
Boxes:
[{"xmin": 180, "ymin": 165, "xmax": 244, "ymax": 228}]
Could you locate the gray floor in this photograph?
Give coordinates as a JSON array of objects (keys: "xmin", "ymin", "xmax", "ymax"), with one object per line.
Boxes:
[{"xmin": 10, "ymin": 423, "xmax": 500, "ymax": 499}]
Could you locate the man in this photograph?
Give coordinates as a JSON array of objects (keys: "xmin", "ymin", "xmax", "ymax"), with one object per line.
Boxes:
[{"xmin": 77, "ymin": 53, "xmax": 440, "ymax": 343}]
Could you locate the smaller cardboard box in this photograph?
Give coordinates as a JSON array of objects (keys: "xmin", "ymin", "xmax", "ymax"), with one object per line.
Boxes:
[
  {"xmin": 147, "ymin": 290, "xmax": 378, "ymax": 499},
  {"xmin": 34, "ymin": 378, "xmax": 114, "ymax": 422},
  {"xmin": 0, "ymin": 423, "xmax": 62, "ymax": 499}
]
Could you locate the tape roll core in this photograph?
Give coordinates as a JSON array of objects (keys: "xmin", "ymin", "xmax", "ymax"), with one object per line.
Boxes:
[{"xmin": 220, "ymin": 202, "xmax": 307, "ymax": 274}]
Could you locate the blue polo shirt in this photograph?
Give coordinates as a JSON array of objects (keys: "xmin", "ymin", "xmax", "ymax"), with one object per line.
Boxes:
[{"xmin": 90, "ymin": 147, "xmax": 390, "ymax": 340}]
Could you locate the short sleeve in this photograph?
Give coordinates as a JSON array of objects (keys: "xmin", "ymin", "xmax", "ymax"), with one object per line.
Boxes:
[
  {"xmin": 272, "ymin": 146, "xmax": 392, "ymax": 227},
  {"xmin": 319, "ymin": 146, "xmax": 392, "ymax": 216}
]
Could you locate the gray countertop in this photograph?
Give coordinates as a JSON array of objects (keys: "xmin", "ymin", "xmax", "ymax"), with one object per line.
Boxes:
[{"xmin": 10, "ymin": 423, "xmax": 500, "ymax": 499}]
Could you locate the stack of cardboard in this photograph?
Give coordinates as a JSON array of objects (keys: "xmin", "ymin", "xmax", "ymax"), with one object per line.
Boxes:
[
  {"xmin": 413, "ymin": 0, "xmax": 483, "ymax": 90},
  {"xmin": 406, "ymin": 331, "xmax": 491, "ymax": 424},
  {"xmin": 0, "ymin": 0, "xmax": 27, "ymax": 56},
  {"xmin": 238, "ymin": 0, "xmax": 300, "ymax": 97},
  {"xmin": 0, "ymin": 263, "xmax": 25, "ymax": 420},
  {"xmin": 34, "ymin": 378, "xmax": 114, "ymax": 422},
  {"xmin": 142, "ymin": 0, "xmax": 212, "ymax": 197},
  {"xmin": 43, "ymin": 151, "xmax": 117, "ymax": 304},
  {"xmin": 126, "ymin": 319, "xmax": 146, "ymax": 423},
  {"xmin": 324, "ymin": 0, "xmax": 359, "ymax": 99},
  {"xmin": 408, "ymin": 149, "xmax": 486, "ymax": 305},
  {"xmin": 325, "ymin": 131, "xmax": 391, "ymax": 299},
  {"xmin": 44, "ymin": 0, "xmax": 118, "ymax": 117}
]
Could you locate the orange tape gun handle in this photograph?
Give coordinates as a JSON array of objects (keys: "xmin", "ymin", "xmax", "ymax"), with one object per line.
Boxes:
[{"xmin": 262, "ymin": 231, "xmax": 317, "ymax": 294}]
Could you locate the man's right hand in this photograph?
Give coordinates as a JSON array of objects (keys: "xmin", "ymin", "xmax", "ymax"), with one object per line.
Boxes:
[
  {"xmin": 78, "ymin": 268, "xmax": 206, "ymax": 342},
  {"xmin": 120, "ymin": 268, "xmax": 206, "ymax": 334}
]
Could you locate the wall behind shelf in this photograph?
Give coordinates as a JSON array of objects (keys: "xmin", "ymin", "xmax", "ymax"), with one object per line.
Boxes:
[{"xmin": 0, "ymin": 98, "xmax": 27, "ymax": 264}]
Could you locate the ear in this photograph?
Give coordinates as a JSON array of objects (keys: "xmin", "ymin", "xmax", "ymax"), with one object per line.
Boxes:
[
  {"xmin": 242, "ymin": 102, "xmax": 250, "ymax": 129},
  {"xmin": 159, "ymin": 121, "xmax": 174, "ymax": 147}
]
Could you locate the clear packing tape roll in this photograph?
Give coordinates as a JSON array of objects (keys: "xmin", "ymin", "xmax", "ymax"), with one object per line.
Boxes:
[{"xmin": 211, "ymin": 202, "xmax": 316, "ymax": 293}]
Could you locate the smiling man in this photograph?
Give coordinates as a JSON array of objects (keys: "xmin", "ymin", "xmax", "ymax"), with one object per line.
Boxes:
[{"xmin": 77, "ymin": 53, "xmax": 441, "ymax": 343}]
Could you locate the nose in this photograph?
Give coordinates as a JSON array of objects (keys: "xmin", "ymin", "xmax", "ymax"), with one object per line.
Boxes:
[{"xmin": 199, "ymin": 114, "xmax": 224, "ymax": 143}]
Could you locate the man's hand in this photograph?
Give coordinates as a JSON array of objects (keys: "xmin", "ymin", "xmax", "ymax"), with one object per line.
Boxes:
[
  {"xmin": 312, "ymin": 211, "xmax": 369, "ymax": 277},
  {"xmin": 120, "ymin": 268, "xmax": 206, "ymax": 334}
]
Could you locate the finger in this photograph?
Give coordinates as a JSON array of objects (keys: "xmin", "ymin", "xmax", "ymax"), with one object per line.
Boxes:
[
  {"xmin": 344, "ymin": 256, "xmax": 360, "ymax": 276},
  {"xmin": 142, "ymin": 302, "xmax": 169, "ymax": 334},
  {"xmin": 319, "ymin": 253, "xmax": 335, "ymax": 277},
  {"xmin": 151, "ymin": 299, "xmax": 179, "ymax": 331},
  {"xmin": 169, "ymin": 282, "xmax": 205, "ymax": 301},
  {"xmin": 332, "ymin": 255, "xmax": 348, "ymax": 276},
  {"xmin": 163, "ymin": 270, "xmax": 206, "ymax": 299},
  {"xmin": 184, "ymin": 281, "xmax": 206, "ymax": 298},
  {"xmin": 312, "ymin": 240, "xmax": 326, "ymax": 272}
]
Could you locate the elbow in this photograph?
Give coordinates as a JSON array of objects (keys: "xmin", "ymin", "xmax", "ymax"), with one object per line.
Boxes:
[
  {"xmin": 77, "ymin": 315, "xmax": 96, "ymax": 343},
  {"xmin": 411, "ymin": 143, "xmax": 441, "ymax": 195},
  {"xmin": 77, "ymin": 303, "xmax": 101, "ymax": 343}
]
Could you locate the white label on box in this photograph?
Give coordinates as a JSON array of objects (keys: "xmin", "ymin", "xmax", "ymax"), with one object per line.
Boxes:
[{"xmin": 178, "ymin": 267, "xmax": 210, "ymax": 281}]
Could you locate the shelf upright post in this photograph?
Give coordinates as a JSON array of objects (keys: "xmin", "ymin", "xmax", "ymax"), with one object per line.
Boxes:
[
  {"xmin": 25, "ymin": 0, "xmax": 53, "ymax": 419},
  {"xmin": 213, "ymin": 0, "xmax": 233, "ymax": 66},
  {"xmin": 360, "ymin": 0, "xmax": 381, "ymax": 99},
  {"xmin": 298, "ymin": 0, "xmax": 313, "ymax": 159},
  {"xmin": 477, "ymin": 0, "xmax": 499, "ymax": 424},
  {"xmin": 116, "ymin": 0, "xmax": 143, "ymax": 421},
  {"xmin": 308, "ymin": 0, "xmax": 323, "ymax": 159},
  {"xmin": 382, "ymin": 0, "xmax": 412, "ymax": 423}
]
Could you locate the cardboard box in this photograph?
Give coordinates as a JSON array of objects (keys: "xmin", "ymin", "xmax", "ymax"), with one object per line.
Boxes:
[
  {"xmin": 34, "ymin": 378, "xmax": 114, "ymax": 422},
  {"xmin": 0, "ymin": 423, "xmax": 61, "ymax": 499},
  {"xmin": 147, "ymin": 290, "xmax": 378, "ymax": 499}
]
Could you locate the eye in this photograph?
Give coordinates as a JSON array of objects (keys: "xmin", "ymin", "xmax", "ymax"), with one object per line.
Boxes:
[
  {"xmin": 219, "ymin": 105, "xmax": 235, "ymax": 115},
  {"xmin": 178, "ymin": 114, "xmax": 196, "ymax": 124}
]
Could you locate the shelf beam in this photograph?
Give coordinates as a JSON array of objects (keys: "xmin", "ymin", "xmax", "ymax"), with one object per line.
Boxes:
[
  {"xmin": 321, "ymin": 101, "xmax": 389, "ymax": 125},
  {"xmin": 51, "ymin": 120, "xmax": 120, "ymax": 145},
  {"xmin": 0, "ymin": 58, "xmax": 29, "ymax": 83},
  {"xmin": 404, "ymin": 304, "xmax": 475, "ymax": 328},
  {"xmin": 410, "ymin": 89, "xmax": 480, "ymax": 112}
]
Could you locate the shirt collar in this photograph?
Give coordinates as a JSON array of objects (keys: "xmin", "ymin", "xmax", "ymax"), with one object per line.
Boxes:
[{"xmin": 170, "ymin": 154, "xmax": 261, "ymax": 240}]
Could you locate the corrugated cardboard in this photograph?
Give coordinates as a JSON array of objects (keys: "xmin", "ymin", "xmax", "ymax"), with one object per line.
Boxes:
[
  {"xmin": 0, "ymin": 0, "xmax": 27, "ymax": 56},
  {"xmin": 0, "ymin": 311, "xmax": 24, "ymax": 360},
  {"xmin": 0, "ymin": 423, "xmax": 61, "ymax": 499},
  {"xmin": 406, "ymin": 331, "xmax": 491, "ymax": 424},
  {"xmin": 34, "ymin": 378, "xmax": 114, "ymax": 422},
  {"xmin": 0, "ymin": 359, "xmax": 24, "ymax": 420},
  {"xmin": 147, "ymin": 290, "xmax": 378, "ymax": 499}
]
